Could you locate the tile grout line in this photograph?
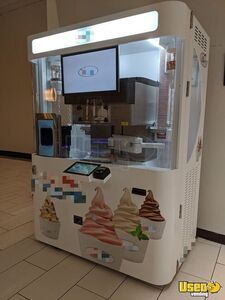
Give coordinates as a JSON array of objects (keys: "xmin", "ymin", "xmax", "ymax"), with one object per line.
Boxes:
[
  {"xmin": 106, "ymin": 275, "xmax": 128, "ymax": 299},
  {"xmin": 0, "ymin": 225, "xmax": 8, "ymax": 231},
  {"xmin": 14, "ymin": 254, "xmax": 74, "ymax": 298},
  {"xmin": 0, "ymin": 219, "xmax": 34, "ymax": 233},
  {"xmin": 57, "ymin": 264, "xmax": 98, "ymax": 300},
  {"xmin": 0, "ymin": 243, "xmax": 45, "ymax": 275},
  {"xmin": 23, "ymin": 260, "xmax": 47, "ymax": 272},
  {"xmin": 0, "ymin": 260, "xmax": 28, "ymax": 276},
  {"xmin": 156, "ymin": 287, "xmax": 165, "ymax": 300},
  {"xmin": 0, "ymin": 234, "xmax": 35, "ymax": 252},
  {"xmin": 10, "ymin": 292, "xmax": 31, "ymax": 300},
  {"xmin": 74, "ymin": 283, "xmax": 107, "ymax": 300},
  {"xmin": 179, "ymin": 270, "xmax": 209, "ymax": 281},
  {"xmin": 0, "ymin": 224, "xmax": 34, "ymax": 251},
  {"xmin": 0, "ymin": 210, "xmax": 15, "ymax": 217},
  {"xmin": 74, "ymin": 264, "xmax": 127, "ymax": 300},
  {"xmin": 22, "ymin": 244, "xmax": 47, "ymax": 261},
  {"xmin": 210, "ymin": 244, "xmax": 222, "ymax": 280},
  {"xmin": 0, "ymin": 216, "xmax": 34, "ymax": 231},
  {"xmin": 216, "ymin": 262, "xmax": 225, "ymax": 267}
]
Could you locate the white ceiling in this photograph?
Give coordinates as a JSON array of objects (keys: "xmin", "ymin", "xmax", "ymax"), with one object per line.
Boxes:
[{"xmin": 0, "ymin": 0, "xmax": 43, "ymax": 15}]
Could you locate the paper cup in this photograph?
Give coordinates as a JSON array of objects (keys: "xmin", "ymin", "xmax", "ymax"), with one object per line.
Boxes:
[
  {"xmin": 140, "ymin": 217, "xmax": 166, "ymax": 240},
  {"xmin": 40, "ymin": 217, "xmax": 60, "ymax": 239},
  {"xmin": 78, "ymin": 231, "xmax": 123, "ymax": 270},
  {"xmin": 115, "ymin": 228, "xmax": 149, "ymax": 263}
]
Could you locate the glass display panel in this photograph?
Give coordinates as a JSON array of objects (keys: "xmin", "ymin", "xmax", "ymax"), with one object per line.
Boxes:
[
  {"xmin": 40, "ymin": 128, "xmax": 53, "ymax": 146},
  {"xmin": 33, "ymin": 36, "xmax": 183, "ymax": 170}
]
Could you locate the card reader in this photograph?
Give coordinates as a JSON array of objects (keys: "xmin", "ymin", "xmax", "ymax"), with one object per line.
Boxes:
[{"xmin": 93, "ymin": 166, "xmax": 111, "ymax": 180}]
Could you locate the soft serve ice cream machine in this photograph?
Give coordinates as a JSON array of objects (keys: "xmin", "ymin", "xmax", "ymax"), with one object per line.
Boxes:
[{"xmin": 29, "ymin": 1, "xmax": 209, "ymax": 285}]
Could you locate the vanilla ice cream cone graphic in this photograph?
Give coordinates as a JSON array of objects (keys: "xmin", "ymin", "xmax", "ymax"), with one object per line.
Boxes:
[{"xmin": 113, "ymin": 188, "xmax": 149, "ymax": 263}]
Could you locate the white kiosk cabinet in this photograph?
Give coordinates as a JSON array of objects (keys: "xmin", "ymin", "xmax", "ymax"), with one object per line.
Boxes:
[{"xmin": 28, "ymin": 1, "xmax": 209, "ymax": 285}]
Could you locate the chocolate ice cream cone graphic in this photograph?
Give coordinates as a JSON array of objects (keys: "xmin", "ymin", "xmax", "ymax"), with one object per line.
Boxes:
[{"xmin": 139, "ymin": 190, "xmax": 166, "ymax": 240}]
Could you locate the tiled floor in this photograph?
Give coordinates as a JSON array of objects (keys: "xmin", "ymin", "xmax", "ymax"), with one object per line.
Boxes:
[{"xmin": 0, "ymin": 157, "xmax": 225, "ymax": 300}]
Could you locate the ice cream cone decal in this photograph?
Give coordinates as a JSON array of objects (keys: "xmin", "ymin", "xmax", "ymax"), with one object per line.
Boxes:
[
  {"xmin": 113, "ymin": 188, "xmax": 149, "ymax": 263},
  {"xmin": 80, "ymin": 187, "xmax": 122, "ymax": 246},
  {"xmin": 79, "ymin": 187, "xmax": 123, "ymax": 268},
  {"xmin": 40, "ymin": 196, "xmax": 60, "ymax": 239},
  {"xmin": 113, "ymin": 188, "xmax": 140, "ymax": 233},
  {"xmin": 139, "ymin": 190, "xmax": 166, "ymax": 240},
  {"xmin": 40, "ymin": 196, "xmax": 59, "ymax": 222},
  {"xmin": 139, "ymin": 190, "xmax": 165, "ymax": 222}
]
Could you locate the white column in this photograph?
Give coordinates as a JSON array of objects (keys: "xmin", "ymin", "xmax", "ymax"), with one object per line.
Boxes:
[{"xmin": 47, "ymin": 0, "xmax": 59, "ymax": 30}]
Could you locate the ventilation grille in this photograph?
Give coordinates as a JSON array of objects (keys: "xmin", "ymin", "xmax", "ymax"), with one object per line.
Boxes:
[
  {"xmin": 182, "ymin": 165, "xmax": 201, "ymax": 256},
  {"xmin": 194, "ymin": 26, "xmax": 207, "ymax": 52}
]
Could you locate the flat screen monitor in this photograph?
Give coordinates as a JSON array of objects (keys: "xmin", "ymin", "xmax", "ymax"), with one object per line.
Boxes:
[
  {"xmin": 40, "ymin": 128, "xmax": 53, "ymax": 146},
  {"xmin": 61, "ymin": 46, "xmax": 119, "ymax": 95},
  {"xmin": 64, "ymin": 162, "xmax": 100, "ymax": 176}
]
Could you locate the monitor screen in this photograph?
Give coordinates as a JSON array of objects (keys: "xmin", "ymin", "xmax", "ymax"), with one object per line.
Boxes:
[
  {"xmin": 61, "ymin": 47, "xmax": 118, "ymax": 95},
  {"xmin": 40, "ymin": 128, "xmax": 53, "ymax": 146},
  {"xmin": 64, "ymin": 162, "xmax": 100, "ymax": 176}
]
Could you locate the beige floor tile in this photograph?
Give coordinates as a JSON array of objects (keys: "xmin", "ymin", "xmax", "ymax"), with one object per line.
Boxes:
[
  {"xmin": 0, "ymin": 222, "xmax": 34, "ymax": 249},
  {"xmin": 197, "ymin": 237, "xmax": 221, "ymax": 248},
  {"xmin": 61, "ymin": 285, "xmax": 105, "ymax": 300},
  {"xmin": 110, "ymin": 277, "xmax": 161, "ymax": 300},
  {"xmin": 28, "ymin": 234, "xmax": 35, "ymax": 240},
  {"xmin": 180, "ymin": 241, "xmax": 220, "ymax": 280},
  {"xmin": 78, "ymin": 265, "xmax": 126, "ymax": 298},
  {"xmin": 10, "ymin": 195, "xmax": 32, "ymax": 204},
  {"xmin": 0, "ymin": 211, "xmax": 13, "ymax": 221},
  {"xmin": 9, "ymin": 294, "xmax": 27, "ymax": 300},
  {"xmin": 0, "ymin": 211, "xmax": 33, "ymax": 230},
  {"xmin": 4, "ymin": 202, "xmax": 32, "ymax": 215},
  {"xmin": 217, "ymin": 245, "xmax": 225, "ymax": 265},
  {"xmin": 0, "ymin": 261, "xmax": 44, "ymax": 300},
  {"xmin": 209, "ymin": 263, "xmax": 225, "ymax": 299},
  {"xmin": 158, "ymin": 272, "xmax": 206, "ymax": 300},
  {"xmin": 13, "ymin": 205, "xmax": 33, "ymax": 216},
  {"xmin": 0, "ymin": 227, "xmax": 7, "ymax": 234},
  {"xmin": 26, "ymin": 245, "xmax": 69, "ymax": 270},
  {"xmin": 0, "ymin": 238, "xmax": 44, "ymax": 273},
  {"xmin": 20, "ymin": 255, "xmax": 95, "ymax": 300},
  {"xmin": 0, "ymin": 201, "xmax": 17, "ymax": 212}
]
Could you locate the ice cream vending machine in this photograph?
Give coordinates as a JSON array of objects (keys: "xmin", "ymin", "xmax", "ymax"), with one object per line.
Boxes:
[{"xmin": 28, "ymin": 1, "xmax": 210, "ymax": 285}]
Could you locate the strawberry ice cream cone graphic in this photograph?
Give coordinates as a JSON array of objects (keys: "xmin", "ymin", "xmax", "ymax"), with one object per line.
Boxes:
[
  {"xmin": 79, "ymin": 187, "xmax": 123, "ymax": 269},
  {"xmin": 40, "ymin": 196, "xmax": 60, "ymax": 239},
  {"xmin": 139, "ymin": 190, "xmax": 166, "ymax": 240},
  {"xmin": 113, "ymin": 188, "xmax": 149, "ymax": 263}
]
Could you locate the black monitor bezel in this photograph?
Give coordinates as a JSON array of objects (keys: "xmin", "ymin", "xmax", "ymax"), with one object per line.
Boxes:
[
  {"xmin": 63, "ymin": 161, "xmax": 100, "ymax": 176},
  {"xmin": 61, "ymin": 45, "xmax": 119, "ymax": 96}
]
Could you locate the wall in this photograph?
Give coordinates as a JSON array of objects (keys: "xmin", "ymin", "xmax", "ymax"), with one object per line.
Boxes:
[
  {"xmin": 0, "ymin": 0, "xmax": 47, "ymax": 154},
  {"xmin": 54, "ymin": 0, "xmax": 225, "ymax": 235}
]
